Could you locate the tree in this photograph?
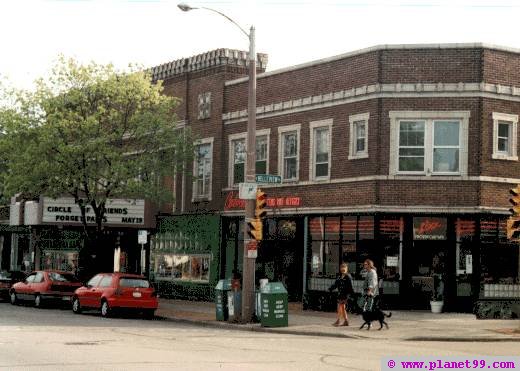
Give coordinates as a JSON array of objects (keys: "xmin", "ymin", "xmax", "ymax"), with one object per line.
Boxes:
[{"xmin": 0, "ymin": 57, "xmax": 194, "ymax": 275}]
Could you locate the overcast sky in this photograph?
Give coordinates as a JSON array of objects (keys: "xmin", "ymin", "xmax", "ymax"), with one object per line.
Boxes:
[{"xmin": 1, "ymin": 0, "xmax": 520, "ymax": 90}]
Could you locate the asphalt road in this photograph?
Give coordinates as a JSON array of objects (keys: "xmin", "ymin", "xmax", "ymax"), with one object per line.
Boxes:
[{"xmin": 0, "ymin": 301, "xmax": 518, "ymax": 371}]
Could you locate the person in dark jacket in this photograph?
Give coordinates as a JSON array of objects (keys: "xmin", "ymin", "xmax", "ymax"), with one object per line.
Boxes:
[{"xmin": 328, "ymin": 263, "xmax": 354, "ymax": 326}]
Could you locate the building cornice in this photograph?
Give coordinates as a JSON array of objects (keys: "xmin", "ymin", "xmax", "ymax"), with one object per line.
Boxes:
[
  {"xmin": 223, "ymin": 82, "xmax": 520, "ymax": 124},
  {"xmin": 225, "ymin": 43, "xmax": 520, "ymax": 86}
]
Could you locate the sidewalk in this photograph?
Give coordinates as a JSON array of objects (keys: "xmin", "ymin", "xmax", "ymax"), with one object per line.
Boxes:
[{"xmin": 156, "ymin": 298, "xmax": 520, "ymax": 341}]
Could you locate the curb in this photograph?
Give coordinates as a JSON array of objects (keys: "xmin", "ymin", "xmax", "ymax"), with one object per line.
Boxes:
[{"xmin": 156, "ymin": 315, "xmax": 520, "ymax": 342}]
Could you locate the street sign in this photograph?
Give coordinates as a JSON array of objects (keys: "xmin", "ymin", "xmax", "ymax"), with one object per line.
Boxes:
[
  {"xmin": 239, "ymin": 183, "xmax": 258, "ymax": 199},
  {"xmin": 246, "ymin": 239, "xmax": 258, "ymax": 258},
  {"xmin": 138, "ymin": 230, "xmax": 148, "ymax": 244},
  {"xmin": 255, "ymin": 174, "xmax": 282, "ymax": 184}
]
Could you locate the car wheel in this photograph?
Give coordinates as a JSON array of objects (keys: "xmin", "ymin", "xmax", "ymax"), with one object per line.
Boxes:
[
  {"xmin": 9, "ymin": 291, "xmax": 17, "ymax": 305},
  {"xmin": 34, "ymin": 294, "xmax": 43, "ymax": 308},
  {"xmin": 72, "ymin": 297, "xmax": 82, "ymax": 314},
  {"xmin": 100, "ymin": 300, "xmax": 111, "ymax": 318}
]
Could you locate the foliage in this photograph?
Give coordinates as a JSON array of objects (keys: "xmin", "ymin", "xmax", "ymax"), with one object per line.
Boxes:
[{"xmin": 0, "ymin": 56, "xmax": 194, "ymax": 235}]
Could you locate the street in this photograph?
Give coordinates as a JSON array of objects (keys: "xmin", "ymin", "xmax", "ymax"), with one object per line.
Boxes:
[{"xmin": 0, "ymin": 302, "xmax": 519, "ymax": 371}]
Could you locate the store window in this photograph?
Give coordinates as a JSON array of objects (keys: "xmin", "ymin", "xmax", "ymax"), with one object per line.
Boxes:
[
  {"xmin": 389, "ymin": 111, "xmax": 469, "ymax": 176},
  {"xmin": 42, "ymin": 250, "xmax": 79, "ymax": 273},
  {"xmin": 153, "ymin": 254, "xmax": 210, "ymax": 282}
]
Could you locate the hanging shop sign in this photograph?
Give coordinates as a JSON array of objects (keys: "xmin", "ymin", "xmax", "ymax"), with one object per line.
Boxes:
[
  {"xmin": 413, "ymin": 217, "xmax": 447, "ymax": 240},
  {"xmin": 224, "ymin": 191, "xmax": 301, "ymax": 210},
  {"xmin": 42, "ymin": 197, "xmax": 145, "ymax": 226}
]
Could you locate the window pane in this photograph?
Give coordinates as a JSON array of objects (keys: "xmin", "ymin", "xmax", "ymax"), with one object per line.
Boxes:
[
  {"xmin": 316, "ymin": 128, "xmax": 329, "ymax": 155},
  {"xmin": 498, "ymin": 122, "xmax": 510, "ymax": 138},
  {"xmin": 399, "ymin": 121, "xmax": 424, "ymax": 146},
  {"xmin": 498, "ymin": 137, "xmax": 509, "ymax": 152},
  {"xmin": 284, "ymin": 133, "xmax": 297, "ymax": 157},
  {"xmin": 356, "ymin": 138, "xmax": 365, "ymax": 152},
  {"xmin": 255, "ymin": 160, "xmax": 267, "ymax": 175},
  {"xmin": 284, "ymin": 158, "xmax": 297, "ymax": 179},
  {"xmin": 316, "ymin": 163, "xmax": 328, "ymax": 177},
  {"xmin": 256, "ymin": 136, "xmax": 267, "ymax": 161},
  {"xmin": 399, "ymin": 148, "xmax": 424, "ymax": 156},
  {"xmin": 399, "ymin": 156, "xmax": 424, "ymax": 171},
  {"xmin": 233, "ymin": 140, "xmax": 246, "ymax": 164},
  {"xmin": 434, "ymin": 121, "xmax": 459, "ymax": 146},
  {"xmin": 234, "ymin": 163, "xmax": 244, "ymax": 184},
  {"xmin": 355, "ymin": 122, "xmax": 365, "ymax": 139},
  {"xmin": 434, "ymin": 148, "xmax": 459, "ymax": 172}
]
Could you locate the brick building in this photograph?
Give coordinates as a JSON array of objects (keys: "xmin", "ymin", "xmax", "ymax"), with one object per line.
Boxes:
[{"xmin": 148, "ymin": 44, "xmax": 520, "ymax": 315}]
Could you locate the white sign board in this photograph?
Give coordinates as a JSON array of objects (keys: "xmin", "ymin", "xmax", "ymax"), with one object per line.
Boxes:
[
  {"xmin": 239, "ymin": 183, "xmax": 258, "ymax": 200},
  {"xmin": 138, "ymin": 230, "xmax": 148, "ymax": 244},
  {"xmin": 465, "ymin": 255, "xmax": 473, "ymax": 274},
  {"xmin": 42, "ymin": 197, "xmax": 145, "ymax": 226},
  {"xmin": 387, "ymin": 256, "xmax": 399, "ymax": 267}
]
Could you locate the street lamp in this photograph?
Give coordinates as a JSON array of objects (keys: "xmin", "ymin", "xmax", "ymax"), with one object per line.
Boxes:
[{"xmin": 178, "ymin": 3, "xmax": 258, "ymax": 323}]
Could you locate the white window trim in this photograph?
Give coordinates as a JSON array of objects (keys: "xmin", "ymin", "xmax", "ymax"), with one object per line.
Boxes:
[
  {"xmin": 309, "ymin": 119, "xmax": 333, "ymax": 181},
  {"xmin": 228, "ymin": 129, "xmax": 271, "ymax": 187},
  {"xmin": 192, "ymin": 137, "xmax": 213, "ymax": 202},
  {"xmin": 348, "ymin": 113, "xmax": 370, "ymax": 160},
  {"xmin": 278, "ymin": 124, "xmax": 301, "ymax": 182},
  {"xmin": 389, "ymin": 111, "xmax": 470, "ymax": 177},
  {"xmin": 492, "ymin": 112, "xmax": 518, "ymax": 161}
]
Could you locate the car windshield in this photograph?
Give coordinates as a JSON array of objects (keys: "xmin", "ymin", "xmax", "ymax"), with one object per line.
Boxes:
[
  {"xmin": 119, "ymin": 278, "xmax": 150, "ymax": 288},
  {"xmin": 48, "ymin": 272, "xmax": 78, "ymax": 282}
]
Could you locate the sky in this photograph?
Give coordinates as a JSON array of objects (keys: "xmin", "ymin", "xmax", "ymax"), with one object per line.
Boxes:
[{"xmin": 1, "ymin": 0, "xmax": 520, "ymax": 90}]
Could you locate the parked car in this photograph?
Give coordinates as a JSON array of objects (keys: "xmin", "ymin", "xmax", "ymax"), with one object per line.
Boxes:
[
  {"xmin": 9, "ymin": 270, "xmax": 82, "ymax": 307},
  {"xmin": 0, "ymin": 271, "xmax": 26, "ymax": 301},
  {"xmin": 72, "ymin": 273, "xmax": 158, "ymax": 318}
]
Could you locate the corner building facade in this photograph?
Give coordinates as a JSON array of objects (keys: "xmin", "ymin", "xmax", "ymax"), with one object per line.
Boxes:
[{"xmin": 150, "ymin": 44, "xmax": 520, "ymax": 316}]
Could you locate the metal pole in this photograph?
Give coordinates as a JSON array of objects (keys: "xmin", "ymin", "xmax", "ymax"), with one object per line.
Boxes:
[{"xmin": 241, "ymin": 25, "xmax": 257, "ymax": 323}]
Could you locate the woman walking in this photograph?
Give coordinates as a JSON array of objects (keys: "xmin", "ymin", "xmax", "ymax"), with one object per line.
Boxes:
[
  {"xmin": 363, "ymin": 259, "xmax": 378, "ymax": 312},
  {"xmin": 329, "ymin": 263, "xmax": 354, "ymax": 326}
]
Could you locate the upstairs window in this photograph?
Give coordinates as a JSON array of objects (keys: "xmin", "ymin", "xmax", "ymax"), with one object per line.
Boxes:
[
  {"xmin": 197, "ymin": 92, "xmax": 211, "ymax": 119},
  {"xmin": 389, "ymin": 111, "xmax": 470, "ymax": 176},
  {"xmin": 310, "ymin": 119, "xmax": 332, "ymax": 180},
  {"xmin": 193, "ymin": 138, "xmax": 213, "ymax": 200},
  {"xmin": 278, "ymin": 127, "xmax": 300, "ymax": 182},
  {"xmin": 349, "ymin": 113, "xmax": 369, "ymax": 159},
  {"xmin": 492, "ymin": 112, "xmax": 518, "ymax": 161},
  {"xmin": 231, "ymin": 138, "xmax": 246, "ymax": 185}
]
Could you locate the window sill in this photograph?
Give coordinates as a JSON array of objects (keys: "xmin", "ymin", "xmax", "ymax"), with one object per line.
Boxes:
[
  {"xmin": 348, "ymin": 153, "xmax": 369, "ymax": 160},
  {"xmin": 492, "ymin": 154, "xmax": 518, "ymax": 161}
]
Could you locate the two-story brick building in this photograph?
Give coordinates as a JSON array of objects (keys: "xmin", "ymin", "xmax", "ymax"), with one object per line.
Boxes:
[{"xmin": 148, "ymin": 44, "xmax": 520, "ymax": 316}]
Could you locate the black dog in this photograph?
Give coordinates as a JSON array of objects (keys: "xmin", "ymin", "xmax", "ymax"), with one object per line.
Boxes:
[
  {"xmin": 359, "ymin": 309, "xmax": 392, "ymax": 331},
  {"xmin": 349, "ymin": 294, "xmax": 392, "ymax": 330}
]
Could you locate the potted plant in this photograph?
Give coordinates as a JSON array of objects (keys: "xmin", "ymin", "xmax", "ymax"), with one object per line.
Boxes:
[{"xmin": 430, "ymin": 273, "xmax": 444, "ymax": 313}]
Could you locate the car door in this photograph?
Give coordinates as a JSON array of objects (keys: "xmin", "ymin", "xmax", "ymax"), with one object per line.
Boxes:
[
  {"xmin": 96, "ymin": 275, "xmax": 113, "ymax": 307},
  {"xmin": 81, "ymin": 274, "xmax": 103, "ymax": 308},
  {"xmin": 17, "ymin": 273, "xmax": 36, "ymax": 300},
  {"xmin": 30, "ymin": 272, "xmax": 46, "ymax": 297}
]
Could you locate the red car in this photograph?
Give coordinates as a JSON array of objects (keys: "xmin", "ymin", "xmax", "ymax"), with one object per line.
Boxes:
[
  {"xmin": 9, "ymin": 270, "xmax": 82, "ymax": 307},
  {"xmin": 72, "ymin": 273, "xmax": 158, "ymax": 318}
]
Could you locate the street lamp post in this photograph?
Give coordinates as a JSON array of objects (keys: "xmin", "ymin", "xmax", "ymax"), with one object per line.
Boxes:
[{"xmin": 178, "ymin": 3, "xmax": 257, "ymax": 323}]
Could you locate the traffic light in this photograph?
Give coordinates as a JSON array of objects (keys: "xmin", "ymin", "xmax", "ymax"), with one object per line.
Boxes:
[
  {"xmin": 509, "ymin": 185, "xmax": 520, "ymax": 215},
  {"xmin": 247, "ymin": 218, "xmax": 263, "ymax": 241},
  {"xmin": 507, "ymin": 217, "xmax": 520, "ymax": 241},
  {"xmin": 255, "ymin": 189, "xmax": 267, "ymax": 219}
]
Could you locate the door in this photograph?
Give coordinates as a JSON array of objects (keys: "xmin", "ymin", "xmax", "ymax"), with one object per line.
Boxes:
[
  {"xmin": 405, "ymin": 240, "xmax": 448, "ymax": 309},
  {"xmin": 81, "ymin": 274, "xmax": 103, "ymax": 307}
]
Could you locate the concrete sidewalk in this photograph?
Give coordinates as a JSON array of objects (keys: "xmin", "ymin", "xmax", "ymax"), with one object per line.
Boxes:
[{"xmin": 156, "ymin": 298, "xmax": 520, "ymax": 341}]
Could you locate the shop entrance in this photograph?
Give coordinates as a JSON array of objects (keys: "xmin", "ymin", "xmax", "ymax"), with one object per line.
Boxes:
[
  {"xmin": 257, "ymin": 218, "xmax": 304, "ymax": 301},
  {"xmin": 404, "ymin": 240, "xmax": 448, "ymax": 309}
]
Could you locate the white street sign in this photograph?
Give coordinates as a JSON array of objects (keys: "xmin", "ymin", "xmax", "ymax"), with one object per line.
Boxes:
[
  {"xmin": 239, "ymin": 182, "xmax": 258, "ymax": 199},
  {"xmin": 138, "ymin": 230, "xmax": 148, "ymax": 244}
]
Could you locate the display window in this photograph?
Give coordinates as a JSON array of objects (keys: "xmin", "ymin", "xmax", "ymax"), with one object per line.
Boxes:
[{"xmin": 153, "ymin": 253, "xmax": 210, "ymax": 282}]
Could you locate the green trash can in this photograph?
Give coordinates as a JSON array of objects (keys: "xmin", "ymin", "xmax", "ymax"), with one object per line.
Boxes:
[
  {"xmin": 260, "ymin": 282, "xmax": 288, "ymax": 327},
  {"xmin": 215, "ymin": 279, "xmax": 231, "ymax": 321}
]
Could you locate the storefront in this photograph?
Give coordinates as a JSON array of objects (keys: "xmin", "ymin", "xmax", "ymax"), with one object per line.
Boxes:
[
  {"xmin": 9, "ymin": 197, "xmax": 154, "ymax": 277},
  {"xmin": 305, "ymin": 214, "xmax": 520, "ymax": 314},
  {"xmin": 149, "ymin": 214, "xmax": 221, "ymax": 301}
]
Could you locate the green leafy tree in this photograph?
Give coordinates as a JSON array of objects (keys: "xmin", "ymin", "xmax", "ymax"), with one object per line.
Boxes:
[{"xmin": 0, "ymin": 57, "xmax": 193, "ymax": 275}]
